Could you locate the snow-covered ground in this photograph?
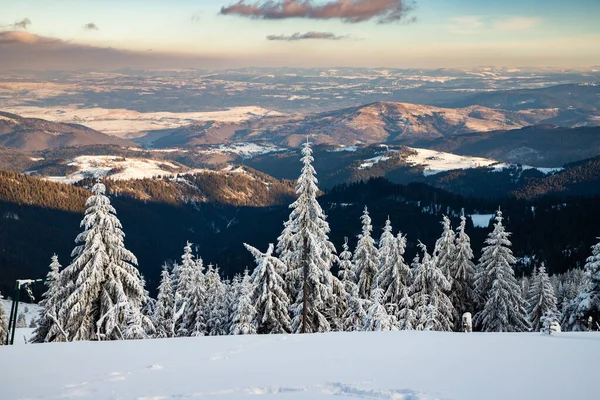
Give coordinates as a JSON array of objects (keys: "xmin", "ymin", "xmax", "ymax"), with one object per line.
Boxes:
[
  {"xmin": 198, "ymin": 143, "xmax": 288, "ymax": 158},
  {"xmin": 41, "ymin": 155, "xmax": 207, "ymax": 184},
  {"xmin": 0, "ymin": 331, "xmax": 598, "ymax": 399},
  {"xmin": 5, "ymin": 106, "xmax": 283, "ymax": 138},
  {"xmin": 406, "ymin": 148, "xmax": 505, "ymax": 176}
]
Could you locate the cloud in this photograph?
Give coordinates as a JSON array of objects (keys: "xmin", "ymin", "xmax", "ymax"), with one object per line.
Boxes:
[
  {"xmin": 267, "ymin": 31, "xmax": 348, "ymax": 41},
  {"xmin": 84, "ymin": 22, "xmax": 99, "ymax": 31},
  {"xmin": 0, "ymin": 31, "xmax": 223, "ymax": 70},
  {"xmin": 10, "ymin": 18, "xmax": 32, "ymax": 30},
  {"xmin": 220, "ymin": 0, "xmax": 414, "ymax": 24},
  {"xmin": 493, "ymin": 17, "xmax": 540, "ymax": 32},
  {"xmin": 448, "ymin": 16, "xmax": 541, "ymax": 34},
  {"xmin": 191, "ymin": 12, "xmax": 203, "ymax": 22}
]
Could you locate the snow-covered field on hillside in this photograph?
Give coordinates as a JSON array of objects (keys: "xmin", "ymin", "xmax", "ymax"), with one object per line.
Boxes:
[
  {"xmin": 1, "ymin": 331, "xmax": 599, "ymax": 400},
  {"xmin": 6, "ymin": 106, "xmax": 283, "ymax": 138}
]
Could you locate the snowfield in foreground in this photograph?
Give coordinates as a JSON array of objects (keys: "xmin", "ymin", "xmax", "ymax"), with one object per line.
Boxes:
[{"xmin": 1, "ymin": 331, "xmax": 599, "ymax": 400}]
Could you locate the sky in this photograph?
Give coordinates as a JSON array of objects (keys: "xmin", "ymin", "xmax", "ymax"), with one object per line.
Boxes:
[{"xmin": 0, "ymin": 0, "xmax": 599, "ymax": 70}]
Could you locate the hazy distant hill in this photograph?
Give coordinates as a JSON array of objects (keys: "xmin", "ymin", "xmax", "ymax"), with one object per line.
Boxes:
[
  {"xmin": 414, "ymin": 125, "xmax": 600, "ymax": 166},
  {"xmin": 141, "ymin": 101, "xmax": 592, "ymax": 148},
  {"xmin": 0, "ymin": 111, "xmax": 136, "ymax": 151}
]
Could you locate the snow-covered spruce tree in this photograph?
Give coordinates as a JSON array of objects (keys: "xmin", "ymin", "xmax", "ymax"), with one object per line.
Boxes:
[
  {"xmin": 411, "ymin": 242, "xmax": 454, "ymax": 331},
  {"xmin": 154, "ymin": 264, "xmax": 175, "ymax": 338},
  {"xmin": 227, "ymin": 273, "xmax": 243, "ymax": 330},
  {"xmin": 449, "ymin": 215, "xmax": 476, "ymax": 331},
  {"xmin": 175, "ymin": 242, "xmax": 206, "ymax": 336},
  {"xmin": 230, "ymin": 269, "xmax": 258, "ymax": 335},
  {"xmin": 397, "ymin": 284, "xmax": 416, "ymax": 330},
  {"xmin": 16, "ymin": 312, "xmax": 27, "ymax": 328},
  {"xmin": 57, "ymin": 180, "xmax": 153, "ymax": 341},
  {"xmin": 276, "ymin": 216, "xmax": 299, "ymax": 301},
  {"xmin": 354, "ymin": 207, "xmax": 379, "ymax": 301},
  {"xmin": 541, "ymin": 310, "xmax": 561, "ymax": 334},
  {"xmin": 204, "ymin": 264, "xmax": 228, "ymax": 336},
  {"xmin": 287, "ymin": 139, "xmax": 337, "ymax": 334},
  {"xmin": 473, "ymin": 211, "xmax": 530, "ymax": 332},
  {"xmin": 376, "ymin": 220, "xmax": 411, "ymax": 317},
  {"xmin": 528, "ymin": 263, "xmax": 559, "ymax": 332},
  {"xmin": 526, "ymin": 266, "xmax": 539, "ymax": 312},
  {"xmin": 31, "ymin": 254, "xmax": 62, "ymax": 343},
  {"xmin": 562, "ymin": 237, "xmax": 600, "ymax": 330},
  {"xmin": 433, "ymin": 215, "xmax": 456, "ymax": 279},
  {"xmin": 245, "ymin": 243, "xmax": 291, "ymax": 334},
  {"xmin": 364, "ymin": 285, "xmax": 397, "ymax": 331},
  {"xmin": 0, "ymin": 291, "xmax": 7, "ymax": 345},
  {"xmin": 338, "ymin": 237, "xmax": 358, "ymax": 295}
]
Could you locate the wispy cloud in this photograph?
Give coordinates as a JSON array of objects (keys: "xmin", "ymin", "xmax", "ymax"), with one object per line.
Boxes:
[
  {"xmin": 220, "ymin": 0, "xmax": 415, "ymax": 24},
  {"xmin": 267, "ymin": 31, "xmax": 348, "ymax": 41},
  {"xmin": 448, "ymin": 16, "xmax": 541, "ymax": 34},
  {"xmin": 9, "ymin": 18, "xmax": 32, "ymax": 30},
  {"xmin": 84, "ymin": 22, "xmax": 99, "ymax": 31}
]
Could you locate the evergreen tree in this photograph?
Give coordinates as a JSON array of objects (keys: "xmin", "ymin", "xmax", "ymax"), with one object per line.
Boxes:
[
  {"xmin": 276, "ymin": 216, "xmax": 298, "ymax": 301},
  {"xmin": 0, "ymin": 291, "xmax": 7, "ymax": 345},
  {"xmin": 343, "ymin": 295, "xmax": 368, "ymax": 332},
  {"xmin": 449, "ymin": 216, "xmax": 476, "ymax": 331},
  {"xmin": 528, "ymin": 263, "xmax": 559, "ymax": 332},
  {"xmin": 563, "ymin": 237, "xmax": 600, "ymax": 330},
  {"xmin": 433, "ymin": 215, "xmax": 456, "ymax": 279},
  {"xmin": 363, "ymin": 286, "xmax": 397, "ymax": 331},
  {"xmin": 376, "ymin": 223, "xmax": 410, "ymax": 317},
  {"xmin": 411, "ymin": 242, "xmax": 454, "ymax": 331},
  {"xmin": 246, "ymin": 243, "xmax": 291, "ymax": 334},
  {"xmin": 57, "ymin": 180, "xmax": 153, "ymax": 341},
  {"xmin": 286, "ymin": 140, "xmax": 337, "ymax": 334},
  {"xmin": 354, "ymin": 207, "xmax": 379, "ymax": 300},
  {"xmin": 230, "ymin": 269, "xmax": 258, "ymax": 335},
  {"xmin": 473, "ymin": 211, "xmax": 530, "ymax": 332},
  {"xmin": 154, "ymin": 264, "xmax": 175, "ymax": 338},
  {"xmin": 175, "ymin": 242, "xmax": 206, "ymax": 337},
  {"xmin": 338, "ymin": 237, "xmax": 358, "ymax": 295},
  {"xmin": 204, "ymin": 264, "xmax": 229, "ymax": 336},
  {"xmin": 397, "ymin": 285, "xmax": 416, "ymax": 330},
  {"xmin": 31, "ymin": 254, "xmax": 62, "ymax": 343},
  {"xmin": 16, "ymin": 312, "xmax": 26, "ymax": 328}
]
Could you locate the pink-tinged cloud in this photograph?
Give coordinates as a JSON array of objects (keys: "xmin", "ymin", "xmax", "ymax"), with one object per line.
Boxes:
[
  {"xmin": 267, "ymin": 31, "xmax": 347, "ymax": 40},
  {"xmin": 84, "ymin": 22, "xmax": 99, "ymax": 31},
  {"xmin": 0, "ymin": 31, "xmax": 223, "ymax": 70},
  {"xmin": 220, "ymin": 0, "xmax": 414, "ymax": 24}
]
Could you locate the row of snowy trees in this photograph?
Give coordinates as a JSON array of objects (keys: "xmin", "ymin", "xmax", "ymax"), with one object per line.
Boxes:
[{"xmin": 19, "ymin": 140, "xmax": 600, "ymax": 343}]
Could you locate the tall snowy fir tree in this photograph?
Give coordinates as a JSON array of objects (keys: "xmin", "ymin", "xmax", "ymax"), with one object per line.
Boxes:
[
  {"xmin": 285, "ymin": 139, "xmax": 337, "ymax": 334},
  {"xmin": 397, "ymin": 284, "xmax": 416, "ymax": 330},
  {"xmin": 276, "ymin": 216, "xmax": 298, "ymax": 301},
  {"xmin": 433, "ymin": 215, "xmax": 456, "ymax": 279},
  {"xmin": 338, "ymin": 237, "xmax": 357, "ymax": 296},
  {"xmin": 56, "ymin": 180, "xmax": 153, "ymax": 341},
  {"xmin": 175, "ymin": 242, "xmax": 206, "ymax": 337},
  {"xmin": 230, "ymin": 269, "xmax": 257, "ymax": 335},
  {"xmin": 376, "ymin": 222, "xmax": 410, "ymax": 317},
  {"xmin": 473, "ymin": 211, "xmax": 530, "ymax": 332},
  {"xmin": 354, "ymin": 207, "xmax": 379, "ymax": 301},
  {"xmin": 245, "ymin": 243, "xmax": 291, "ymax": 334},
  {"xmin": 31, "ymin": 254, "xmax": 62, "ymax": 343},
  {"xmin": 449, "ymin": 215, "xmax": 476, "ymax": 331},
  {"xmin": 363, "ymin": 285, "xmax": 397, "ymax": 331},
  {"xmin": 154, "ymin": 264, "xmax": 175, "ymax": 338},
  {"xmin": 411, "ymin": 242, "xmax": 454, "ymax": 331},
  {"xmin": 204, "ymin": 264, "xmax": 229, "ymax": 336},
  {"xmin": 527, "ymin": 263, "xmax": 559, "ymax": 332},
  {"xmin": 0, "ymin": 291, "xmax": 7, "ymax": 345},
  {"xmin": 563, "ymin": 237, "xmax": 600, "ymax": 330}
]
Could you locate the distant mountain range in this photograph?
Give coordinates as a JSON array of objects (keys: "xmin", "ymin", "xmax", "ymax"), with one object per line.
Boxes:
[{"xmin": 0, "ymin": 111, "xmax": 136, "ymax": 151}]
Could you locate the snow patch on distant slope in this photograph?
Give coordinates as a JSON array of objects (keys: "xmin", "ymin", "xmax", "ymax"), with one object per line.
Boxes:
[
  {"xmin": 406, "ymin": 148, "xmax": 504, "ymax": 176},
  {"xmin": 199, "ymin": 143, "xmax": 287, "ymax": 158},
  {"xmin": 44, "ymin": 155, "xmax": 205, "ymax": 184}
]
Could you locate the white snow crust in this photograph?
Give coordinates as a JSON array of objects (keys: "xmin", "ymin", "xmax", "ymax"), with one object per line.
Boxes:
[{"xmin": 1, "ymin": 330, "xmax": 598, "ymax": 399}]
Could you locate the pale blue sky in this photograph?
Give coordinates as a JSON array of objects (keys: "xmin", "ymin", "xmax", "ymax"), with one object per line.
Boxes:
[{"xmin": 1, "ymin": 0, "xmax": 599, "ymax": 68}]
